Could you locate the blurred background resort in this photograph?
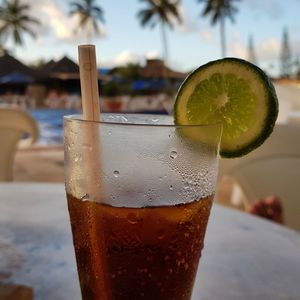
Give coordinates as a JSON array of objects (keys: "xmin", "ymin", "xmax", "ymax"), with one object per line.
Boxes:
[{"xmin": 1, "ymin": 0, "xmax": 300, "ymax": 230}]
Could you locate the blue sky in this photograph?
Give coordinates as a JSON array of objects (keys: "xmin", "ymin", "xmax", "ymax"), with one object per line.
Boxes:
[{"xmin": 5, "ymin": 0, "xmax": 300, "ymax": 77}]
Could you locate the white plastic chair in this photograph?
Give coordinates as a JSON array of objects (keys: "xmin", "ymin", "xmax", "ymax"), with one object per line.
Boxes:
[
  {"xmin": 217, "ymin": 123, "xmax": 300, "ymax": 232},
  {"xmin": 0, "ymin": 107, "xmax": 39, "ymax": 181}
]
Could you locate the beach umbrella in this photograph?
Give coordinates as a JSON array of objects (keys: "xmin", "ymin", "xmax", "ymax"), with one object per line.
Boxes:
[{"xmin": 0, "ymin": 71, "xmax": 35, "ymax": 84}]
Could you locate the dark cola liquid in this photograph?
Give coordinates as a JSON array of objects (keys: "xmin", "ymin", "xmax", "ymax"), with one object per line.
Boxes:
[{"xmin": 67, "ymin": 194, "xmax": 213, "ymax": 300}]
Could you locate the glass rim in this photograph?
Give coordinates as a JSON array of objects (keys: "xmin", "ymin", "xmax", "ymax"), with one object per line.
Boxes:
[{"xmin": 63, "ymin": 113, "xmax": 222, "ymax": 129}]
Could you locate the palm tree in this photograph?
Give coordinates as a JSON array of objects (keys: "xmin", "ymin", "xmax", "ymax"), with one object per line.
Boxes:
[
  {"xmin": 137, "ymin": 0, "xmax": 181, "ymax": 66},
  {"xmin": 69, "ymin": 0, "xmax": 105, "ymax": 42},
  {"xmin": 198, "ymin": 0, "xmax": 240, "ymax": 58},
  {"xmin": 0, "ymin": 0, "xmax": 40, "ymax": 48}
]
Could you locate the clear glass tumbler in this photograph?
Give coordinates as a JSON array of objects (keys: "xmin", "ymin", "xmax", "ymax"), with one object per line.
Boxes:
[{"xmin": 64, "ymin": 114, "xmax": 221, "ymax": 300}]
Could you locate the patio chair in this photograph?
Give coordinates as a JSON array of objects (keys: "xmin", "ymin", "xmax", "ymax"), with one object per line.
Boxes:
[
  {"xmin": 0, "ymin": 107, "xmax": 39, "ymax": 181},
  {"xmin": 217, "ymin": 123, "xmax": 300, "ymax": 232}
]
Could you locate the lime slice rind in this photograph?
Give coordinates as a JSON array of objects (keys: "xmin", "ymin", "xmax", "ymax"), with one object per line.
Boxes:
[{"xmin": 174, "ymin": 58, "xmax": 278, "ymax": 158}]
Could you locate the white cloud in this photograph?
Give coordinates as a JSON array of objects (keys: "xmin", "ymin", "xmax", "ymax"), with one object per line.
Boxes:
[
  {"xmin": 25, "ymin": 0, "xmax": 106, "ymax": 44},
  {"xmin": 39, "ymin": 2, "xmax": 75, "ymax": 40},
  {"xmin": 200, "ymin": 28, "xmax": 214, "ymax": 43},
  {"xmin": 172, "ymin": 3, "xmax": 199, "ymax": 33},
  {"xmin": 145, "ymin": 51, "xmax": 159, "ymax": 59},
  {"xmin": 99, "ymin": 50, "xmax": 161, "ymax": 68},
  {"xmin": 228, "ymin": 33, "xmax": 281, "ymax": 62},
  {"xmin": 100, "ymin": 50, "xmax": 142, "ymax": 68},
  {"xmin": 114, "ymin": 50, "xmax": 140, "ymax": 65},
  {"xmin": 258, "ymin": 38, "xmax": 281, "ymax": 60},
  {"xmin": 229, "ymin": 33, "xmax": 248, "ymax": 59}
]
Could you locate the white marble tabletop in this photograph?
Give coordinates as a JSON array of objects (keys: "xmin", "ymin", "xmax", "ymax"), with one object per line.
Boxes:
[{"xmin": 0, "ymin": 183, "xmax": 300, "ymax": 300}]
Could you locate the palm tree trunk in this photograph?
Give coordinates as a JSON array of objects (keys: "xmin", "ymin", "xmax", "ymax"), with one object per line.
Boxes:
[
  {"xmin": 87, "ymin": 20, "xmax": 93, "ymax": 43},
  {"xmin": 160, "ymin": 20, "xmax": 169, "ymax": 83},
  {"xmin": 160, "ymin": 20, "xmax": 169, "ymax": 66},
  {"xmin": 220, "ymin": 15, "xmax": 226, "ymax": 58}
]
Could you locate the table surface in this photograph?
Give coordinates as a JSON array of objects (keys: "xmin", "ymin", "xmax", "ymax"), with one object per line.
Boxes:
[{"xmin": 0, "ymin": 183, "xmax": 300, "ymax": 300}]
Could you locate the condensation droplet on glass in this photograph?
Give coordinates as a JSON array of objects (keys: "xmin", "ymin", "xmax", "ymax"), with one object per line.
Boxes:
[
  {"xmin": 80, "ymin": 193, "xmax": 90, "ymax": 202},
  {"xmin": 82, "ymin": 143, "xmax": 92, "ymax": 151},
  {"xmin": 183, "ymin": 182, "xmax": 189, "ymax": 190},
  {"xmin": 121, "ymin": 116, "xmax": 128, "ymax": 122},
  {"xmin": 113, "ymin": 170, "xmax": 120, "ymax": 177},
  {"xmin": 170, "ymin": 150, "xmax": 178, "ymax": 159},
  {"xmin": 170, "ymin": 185, "xmax": 173, "ymax": 191}
]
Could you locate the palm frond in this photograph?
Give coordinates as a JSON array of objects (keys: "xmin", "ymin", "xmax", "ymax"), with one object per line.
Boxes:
[
  {"xmin": 137, "ymin": 9, "xmax": 156, "ymax": 28},
  {"xmin": 68, "ymin": 0, "xmax": 105, "ymax": 38},
  {"xmin": 137, "ymin": 0, "xmax": 181, "ymax": 29},
  {"xmin": 13, "ymin": 27, "xmax": 22, "ymax": 45},
  {"xmin": 0, "ymin": 0, "xmax": 40, "ymax": 46},
  {"xmin": 199, "ymin": 0, "xmax": 240, "ymax": 25}
]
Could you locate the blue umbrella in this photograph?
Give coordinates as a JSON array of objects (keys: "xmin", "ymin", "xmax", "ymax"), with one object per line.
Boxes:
[
  {"xmin": 132, "ymin": 79, "xmax": 166, "ymax": 91},
  {"xmin": 0, "ymin": 71, "xmax": 35, "ymax": 84}
]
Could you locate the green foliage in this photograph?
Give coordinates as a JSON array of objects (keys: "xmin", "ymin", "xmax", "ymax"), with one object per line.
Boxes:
[
  {"xmin": 111, "ymin": 63, "xmax": 141, "ymax": 81},
  {"xmin": 198, "ymin": 0, "xmax": 240, "ymax": 57},
  {"xmin": 102, "ymin": 81, "xmax": 119, "ymax": 97},
  {"xmin": 137, "ymin": 0, "xmax": 182, "ymax": 64},
  {"xmin": 69, "ymin": 0, "xmax": 105, "ymax": 39},
  {"xmin": 198, "ymin": 0, "xmax": 240, "ymax": 25},
  {"xmin": 137, "ymin": 0, "xmax": 182, "ymax": 29},
  {"xmin": 0, "ymin": 0, "xmax": 40, "ymax": 47}
]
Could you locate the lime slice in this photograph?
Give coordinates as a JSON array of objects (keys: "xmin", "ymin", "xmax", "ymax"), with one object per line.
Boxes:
[{"xmin": 174, "ymin": 58, "xmax": 278, "ymax": 158}]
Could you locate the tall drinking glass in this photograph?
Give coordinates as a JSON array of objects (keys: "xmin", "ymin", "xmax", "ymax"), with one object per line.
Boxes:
[{"xmin": 64, "ymin": 114, "xmax": 222, "ymax": 300}]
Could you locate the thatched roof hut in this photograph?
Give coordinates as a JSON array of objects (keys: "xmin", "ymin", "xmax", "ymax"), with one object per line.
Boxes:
[
  {"xmin": 0, "ymin": 52, "xmax": 37, "ymax": 80},
  {"xmin": 39, "ymin": 56, "xmax": 80, "ymax": 80},
  {"xmin": 140, "ymin": 59, "xmax": 187, "ymax": 80}
]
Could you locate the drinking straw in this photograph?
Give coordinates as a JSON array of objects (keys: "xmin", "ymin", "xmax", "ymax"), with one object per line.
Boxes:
[
  {"xmin": 78, "ymin": 44, "xmax": 100, "ymax": 121},
  {"xmin": 78, "ymin": 45, "xmax": 102, "ymax": 197},
  {"xmin": 78, "ymin": 45, "xmax": 110, "ymax": 299}
]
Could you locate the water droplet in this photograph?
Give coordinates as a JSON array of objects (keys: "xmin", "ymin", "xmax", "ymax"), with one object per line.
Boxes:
[
  {"xmin": 113, "ymin": 170, "xmax": 120, "ymax": 177},
  {"xmin": 121, "ymin": 116, "xmax": 128, "ymax": 122},
  {"xmin": 170, "ymin": 185, "xmax": 173, "ymax": 191},
  {"xmin": 170, "ymin": 150, "xmax": 178, "ymax": 159},
  {"xmin": 108, "ymin": 130, "xmax": 112, "ymax": 135},
  {"xmin": 152, "ymin": 117, "xmax": 159, "ymax": 123},
  {"xmin": 74, "ymin": 155, "xmax": 81, "ymax": 162},
  {"xmin": 81, "ymin": 193, "xmax": 90, "ymax": 202},
  {"xmin": 183, "ymin": 182, "xmax": 189, "ymax": 190},
  {"xmin": 82, "ymin": 143, "xmax": 92, "ymax": 151}
]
